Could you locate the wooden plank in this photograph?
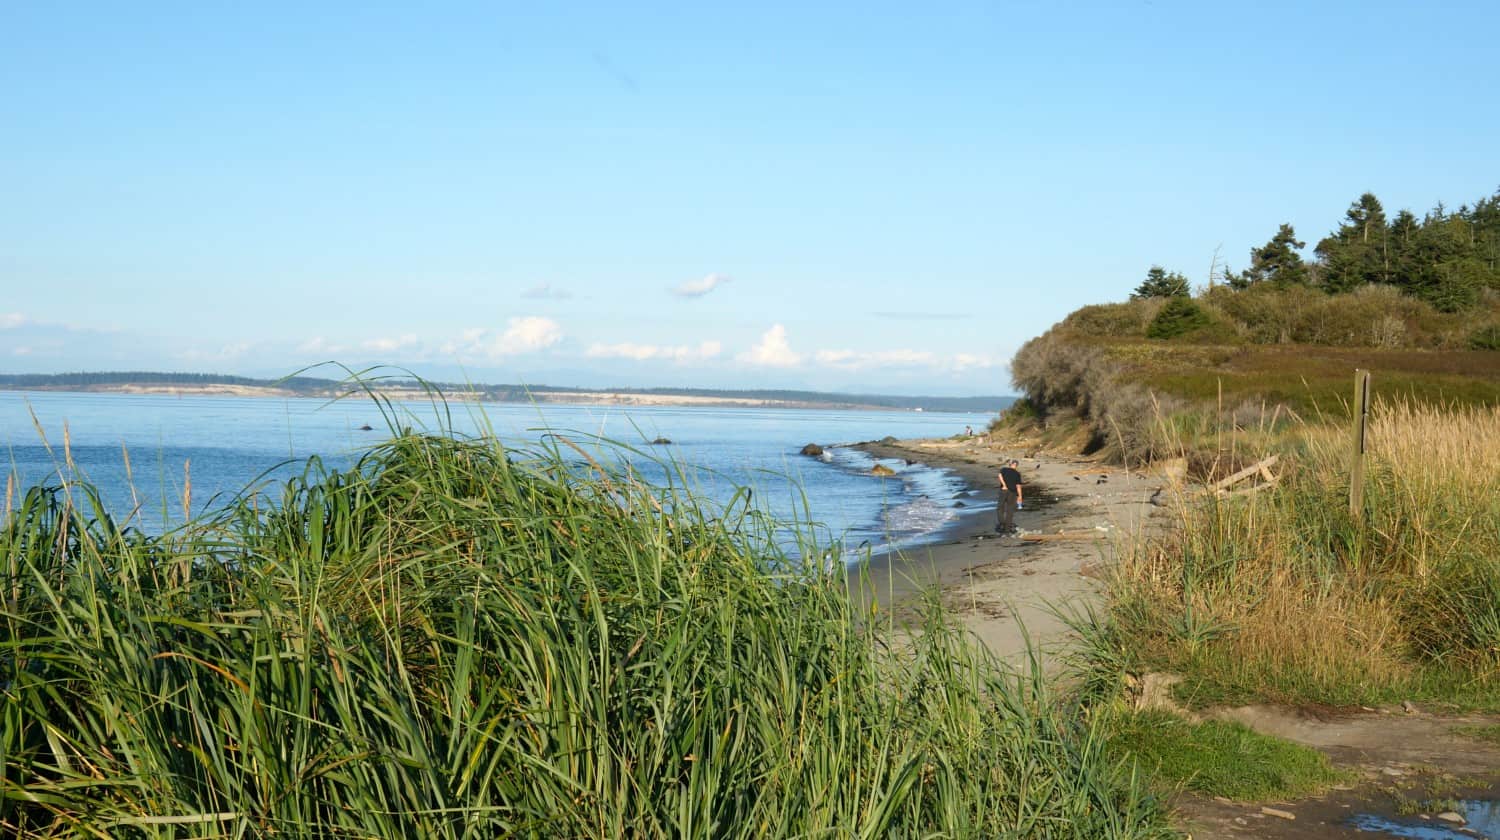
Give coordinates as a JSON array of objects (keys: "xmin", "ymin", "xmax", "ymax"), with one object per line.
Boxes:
[
  {"xmin": 1208, "ymin": 455, "xmax": 1279, "ymax": 492},
  {"xmin": 1216, "ymin": 478, "xmax": 1279, "ymax": 499}
]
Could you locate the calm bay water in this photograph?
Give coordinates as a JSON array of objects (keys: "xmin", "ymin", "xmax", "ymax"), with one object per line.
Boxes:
[{"xmin": 1, "ymin": 391, "xmax": 997, "ymax": 557}]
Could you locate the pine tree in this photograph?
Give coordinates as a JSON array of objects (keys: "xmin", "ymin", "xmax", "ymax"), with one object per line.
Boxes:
[
  {"xmin": 1243, "ymin": 224, "xmax": 1309, "ymax": 286},
  {"xmin": 1131, "ymin": 265, "xmax": 1191, "ymax": 299},
  {"xmin": 1315, "ymin": 193, "xmax": 1389, "ymax": 292}
]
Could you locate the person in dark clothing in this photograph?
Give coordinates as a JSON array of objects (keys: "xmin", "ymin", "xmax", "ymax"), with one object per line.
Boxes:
[{"xmin": 996, "ymin": 459, "xmax": 1024, "ymax": 534}]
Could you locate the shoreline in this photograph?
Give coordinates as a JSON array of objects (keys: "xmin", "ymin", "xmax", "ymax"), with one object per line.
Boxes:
[
  {"xmin": 846, "ymin": 435, "xmax": 1168, "ymax": 664},
  {"xmin": 0, "ymin": 384, "xmax": 1004, "ymax": 414}
]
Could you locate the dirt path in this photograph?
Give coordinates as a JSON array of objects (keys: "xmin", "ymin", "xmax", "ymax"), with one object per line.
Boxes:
[{"xmin": 1178, "ymin": 705, "xmax": 1500, "ymax": 838}]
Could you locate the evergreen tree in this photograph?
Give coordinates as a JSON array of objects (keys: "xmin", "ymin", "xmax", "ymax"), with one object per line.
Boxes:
[
  {"xmin": 1315, "ymin": 193, "xmax": 1388, "ymax": 292},
  {"xmin": 1131, "ymin": 265, "xmax": 1191, "ymax": 299},
  {"xmin": 1146, "ymin": 296, "xmax": 1212, "ymax": 339},
  {"xmin": 1243, "ymin": 224, "xmax": 1309, "ymax": 286},
  {"xmin": 1387, "ymin": 209, "xmax": 1422, "ymax": 294}
]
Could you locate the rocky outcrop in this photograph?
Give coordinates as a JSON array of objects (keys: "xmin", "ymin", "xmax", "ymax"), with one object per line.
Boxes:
[{"xmin": 799, "ymin": 443, "xmax": 824, "ymax": 457}]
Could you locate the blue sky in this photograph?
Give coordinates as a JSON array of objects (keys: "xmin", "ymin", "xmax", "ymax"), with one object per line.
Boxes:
[{"xmin": 2, "ymin": 1, "xmax": 1496, "ymax": 395}]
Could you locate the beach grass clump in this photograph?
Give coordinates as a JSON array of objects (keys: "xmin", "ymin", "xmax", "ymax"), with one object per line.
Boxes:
[
  {"xmin": 1107, "ymin": 712, "xmax": 1345, "ymax": 801},
  {"xmin": 1099, "ymin": 399, "xmax": 1500, "ymax": 710},
  {"xmin": 0, "ymin": 421, "xmax": 1169, "ymax": 837}
]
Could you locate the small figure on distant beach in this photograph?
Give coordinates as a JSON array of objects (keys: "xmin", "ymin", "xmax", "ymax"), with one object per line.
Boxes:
[
  {"xmin": 965, "ymin": 425, "xmax": 973, "ymax": 437},
  {"xmin": 996, "ymin": 459, "xmax": 1024, "ymax": 534}
]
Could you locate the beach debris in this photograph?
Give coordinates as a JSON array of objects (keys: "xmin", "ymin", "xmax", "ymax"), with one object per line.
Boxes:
[
  {"xmin": 1124, "ymin": 672, "xmax": 1185, "ymax": 714},
  {"xmin": 1436, "ymin": 811, "xmax": 1465, "ymax": 824},
  {"xmin": 1401, "ymin": 699, "xmax": 1418, "ymax": 714},
  {"xmin": 799, "ymin": 443, "xmax": 824, "ymax": 457},
  {"xmin": 1019, "ymin": 531, "xmax": 1100, "ymax": 542},
  {"xmin": 1209, "ymin": 455, "xmax": 1280, "ymax": 496},
  {"xmin": 1149, "ymin": 488, "xmax": 1166, "ymax": 506},
  {"xmin": 870, "ymin": 464, "xmax": 896, "ymax": 477},
  {"xmin": 1259, "ymin": 807, "xmax": 1295, "ymax": 821}
]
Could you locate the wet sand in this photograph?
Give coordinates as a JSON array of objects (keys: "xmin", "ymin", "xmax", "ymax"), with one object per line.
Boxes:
[{"xmin": 846, "ymin": 435, "xmax": 1170, "ymax": 664}]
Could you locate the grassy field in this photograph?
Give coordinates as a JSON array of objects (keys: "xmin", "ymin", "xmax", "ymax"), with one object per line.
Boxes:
[
  {"xmin": 0, "ymin": 404, "xmax": 1172, "ymax": 837},
  {"xmin": 1092, "ymin": 399, "xmax": 1500, "ymax": 711}
]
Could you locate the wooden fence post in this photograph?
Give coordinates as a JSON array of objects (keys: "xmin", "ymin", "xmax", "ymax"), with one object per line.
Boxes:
[{"xmin": 1349, "ymin": 369, "xmax": 1371, "ymax": 520}]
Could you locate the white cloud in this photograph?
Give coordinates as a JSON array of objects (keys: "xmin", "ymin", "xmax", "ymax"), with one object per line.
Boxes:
[
  {"xmin": 444, "ymin": 316, "xmax": 563, "ymax": 359},
  {"xmin": 298, "ymin": 336, "xmax": 349, "ymax": 355},
  {"xmin": 179, "ymin": 342, "xmax": 254, "ymax": 363},
  {"xmin": 522, "ymin": 282, "xmax": 572, "ymax": 300},
  {"xmin": 737, "ymin": 324, "xmax": 801, "ymax": 368},
  {"xmin": 12, "ymin": 346, "xmax": 33, "ymax": 356},
  {"xmin": 586, "ymin": 340, "xmax": 722, "ymax": 363},
  {"xmin": 814, "ymin": 348, "xmax": 938, "ymax": 371},
  {"xmin": 0, "ymin": 313, "xmax": 28, "ymax": 330},
  {"xmin": 951, "ymin": 352, "xmax": 999, "ymax": 371},
  {"xmin": 361, "ymin": 334, "xmax": 420, "ymax": 353},
  {"xmin": 671, "ymin": 273, "xmax": 731, "ymax": 298}
]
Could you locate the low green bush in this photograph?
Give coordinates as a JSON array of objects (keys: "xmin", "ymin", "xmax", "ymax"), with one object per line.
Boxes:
[
  {"xmin": 1146, "ymin": 297, "xmax": 1212, "ymax": 340},
  {"xmin": 1470, "ymin": 323, "xmax": 1500, "ymax": 350},
  {"xmin": 1063, "ymin": 299, "xmax": 1163, "ymax": 338},
  {"xmin": 1109, "ymin": 712, "xmax": 1346, "ymax": 801}
]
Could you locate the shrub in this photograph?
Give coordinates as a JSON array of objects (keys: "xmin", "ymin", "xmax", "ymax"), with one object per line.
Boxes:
[
  {"xmin": 1146, "ymin": 297, "xmax": 1212, "ymax": 340},
  {"xmin": 1062, "ymin": 299, "xmax": 1163, "ymax": 338},
  {"xmin": 1470, "ymin": 323, "xmax": 1500, "ymax": 350}
]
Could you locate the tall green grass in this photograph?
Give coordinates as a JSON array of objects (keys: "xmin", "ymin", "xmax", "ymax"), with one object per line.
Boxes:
[{"xmin": 1, "ymin": 405, "xmax": 1167, "ymax": 836}]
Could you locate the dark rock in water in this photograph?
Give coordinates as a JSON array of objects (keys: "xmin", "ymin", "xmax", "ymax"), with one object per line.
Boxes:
[
  {"xmin": 799, "ymin": 443, "xmax": 824, "ymax": 457},
  {"xmin": 650, "ymin": 437, "xmax": 672, "ymax": 445},
  {"xmin": 357, "ymin": 424, "xmax": 374, "ymax": 431},
  {"xmin": 871, "ymin": 463, "xmax": 896, "ymax": 477},
  {"xmin": 954, "ymin": 501, "xmax": 966, "ymax": 507}
]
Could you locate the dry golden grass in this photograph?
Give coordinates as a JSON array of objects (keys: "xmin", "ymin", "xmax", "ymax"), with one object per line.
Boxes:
[{"xmin": 1105, "ymin": 399, "xmax": 1500, "ymax": 707}]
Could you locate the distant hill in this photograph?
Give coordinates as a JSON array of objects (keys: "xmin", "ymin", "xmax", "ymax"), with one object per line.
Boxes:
[{"xmin": 0, "ymin": 371, "xmax": 1013, "ymax": 414}]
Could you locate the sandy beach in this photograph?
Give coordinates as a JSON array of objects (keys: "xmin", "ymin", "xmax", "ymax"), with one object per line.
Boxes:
[{"xmin": 848, "ymin": 434, "xmax": 1170, "ymax": 664}]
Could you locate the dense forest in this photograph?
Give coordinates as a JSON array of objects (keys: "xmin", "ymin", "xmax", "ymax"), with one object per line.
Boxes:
[{"xmin": 1137, "ymin": 188, "xmax": 1500, "ymax": 313}]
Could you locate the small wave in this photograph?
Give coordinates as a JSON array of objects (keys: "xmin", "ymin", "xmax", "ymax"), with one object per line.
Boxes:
[{"xmin": 882, "ymin": 495, "xmax": 958, "ymax": 536}]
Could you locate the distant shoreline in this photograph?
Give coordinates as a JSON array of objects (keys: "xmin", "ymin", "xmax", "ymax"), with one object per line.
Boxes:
[{"xmin": 1, "ymin": 382, "xmax": 1008, "ymax": 413}]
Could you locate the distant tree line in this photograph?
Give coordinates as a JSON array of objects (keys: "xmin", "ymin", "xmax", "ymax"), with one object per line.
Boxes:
[
  {"xmin": 0, "ymin": 372, "xmax": 337, "ymax": 392},
  {"xmin": 0, "ymin": 373, "xmax": 1008, "ymax": 412},
  {"xmin": 1131, "ymin": 188, "xmax": 1500, "ymax": 313}
]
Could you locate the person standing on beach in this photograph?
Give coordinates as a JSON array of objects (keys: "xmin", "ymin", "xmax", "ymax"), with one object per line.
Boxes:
[{"xmin": 996, "ymin": 459, "xmax": 1024, "ymax": 534}]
